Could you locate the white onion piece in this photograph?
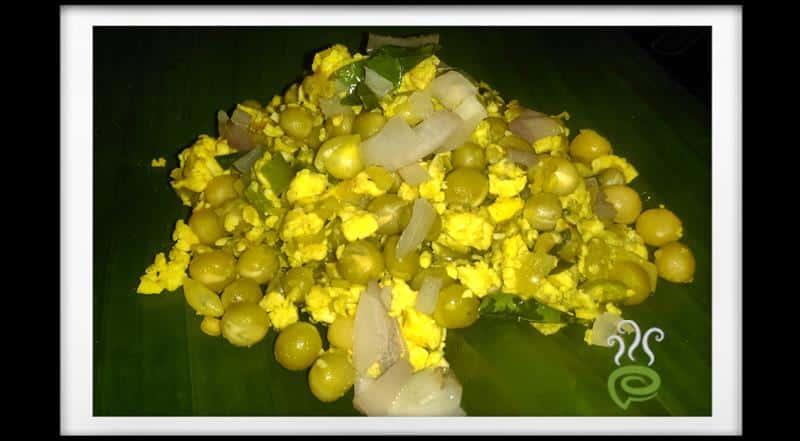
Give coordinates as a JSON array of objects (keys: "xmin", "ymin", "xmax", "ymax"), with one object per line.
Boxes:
[
  {"xmin": 428, "ymin": 71, "xmax": 477, "ymax": 110},
  {"xmin": 437, "ymin": 94, "xmax": 487, "ymax": 152},
  {"xmin": 354, "ymin": 375, "xmax": 375, "ymax": 397},
  {"xmin": 353, "ymin": 359, "xmax": 414, "ymax": 416},
  {"xmin": 352, "ymin": 281, "xmax": 406, "ymax": 376},
  {"xmin": 590, "ymin": 312, "xmax": 634, "ymax": 347},
  {"xmin": 397, "ymin": 163, "xmax": 431, "ymax": 186},
  {"xmin": 320, "ymin": 96, "xmax": 352, "ymax": 119},
  {"xmin": 359, "ymin": 117, "xmax": 420, "ymax": 171},
  {"xmin": 411, "ymin": 110, "xmax": 463, "ymax": 156},
  {"xmin": 232, "ymin": 146, "xmax": 264, "ymax": 174},
  {"xmin": 519, "ymin": 109, "xmax": 547, "ymax": 119},
  {"xmin": 506, "ymin": 148, "xmax": 539, "ymax": 168},
  {"xmin": 366, "ymin": 33, "xmax": 440, "ymax": 53},
  {"xmin": 225, "ymin": 121, "xmax": 255, "ymax": 151},
  {"xmin": 379, "ymin": 285, "xmax": 393, "ymax": 311},
  {"xmin": 415, "ymin": 276, "xmax": 442, "ymax": 315},
  {"xmin": 389, "ymin": 367, "xmax": 465, "ymax": 416},
  {"xmin": 408, "ymin": 90, "xmax": 434, "ymax": 121},
  {"xmin": 508, "ymin": 114, "xmax": 562, "ymax": 144},
  {"xmin": 364, "ymin": 66, "xmax": 395, "ymax": 98},
  {"xmin": 217, "ymin": 110, "xmax": 230, "ymax": 137},
  {"xmin": 396, "ymin": 198, "xmax": 436, "ymax": 259},
  {"xmin": 231, "ymin": 108, "xmax": 252, "ymax": 127}
]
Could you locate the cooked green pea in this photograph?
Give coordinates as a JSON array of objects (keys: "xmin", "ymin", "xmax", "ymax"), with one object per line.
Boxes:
[
  {"xmin": 205, "ymin": 175, "xmax": 239, "ymax": 208},
  {"xmin": 308, "ymin": 351, "xmax": 356, "ymax": 402},
  {"xmin": 598, "ymin": 167, "xmax": 626, "ymax": 187},
  {"xmin": 281, "ymin": 266, "xmax": 314, "ymax": 303},
  {"xmin": 280, "ymin": 106, "xmax": 313, "ymax": 139},
  {"xmin": 498, "ymin": 134, "xmax": 531, "ymax": 152},
  {"xmin": 221, "ymin": 302, "xmax": 270, "ymax": 347},
  {"xmin": 569, "ymin": 129, "xmax": 611, "ymax": 165},
  {"xmin": 189, "ymin": 250, "xmax": 237, "ymax": 292},
  {"xmin": 444, "ymin": 168, "xmax": 489, "ymax": 207},
  {"xmin": 353, "ymin": 111, "xmax": 387, "ymax": 140},
  {"xmin": 635, "ymin": 208, "xmax": 683, "ymax": 246},
  {"xmin": 452, "ymin": 142, "xmax": 486, "ymax": 170},
  {"xmin": 523, "ymin": 192, "xmax": 562, "ymax": 231},
  {"xmin": 542, "ymin": 157, "xmax": 580, "ymax": 196},
  {"xmin": 221, "ymin": 278, "xmax": 263, "ymax": 310},
  {"xmin": 315, "ymin": 134, "xmax": 363, "ymax": 179},
  {"xmin": 189, "ymin": 208, "xmax": 226, "ymax": 245},
  {"xmin": 383, "ymin": 235, "xmax": 420, "ymax": 281},
  {"xmin": 327, "ymin": 316, "xmax": 354, "ymax": 350},
  {"xmin": 368, "ymin": 195, "xmax": 408, "ymax": 235},
  {"xmin": 610, "ymin": 261, "xmax": 652, "ymax": 306},
  {"xmin": 324, "ymin": 111, "xmax": 355, "ymax": 137},
  {"xmin": 237, "ymin": 245, "xmax": 279, "ymax": 285},
  {"xmin": 337, "ymin": 240, "xmax": 385, "ymax": 285},
  {"xmin": 600, "ymin": 185, "xmax": 642, "ymax": 225},
  {"xmin": 654, "ymin": 242, "xmax": 696, "ymax": 283},
  {"xmin": 274, "ymin": 322, "xmax": 322, "ymax": 371},
  {"xmin": 433, "ymin": 284, "xmax": 479, "ymax": 329}
]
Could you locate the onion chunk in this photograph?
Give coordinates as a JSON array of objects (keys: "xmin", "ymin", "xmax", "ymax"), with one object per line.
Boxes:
[
  {"xmin": 359, "ymin": 117, "xmax": 420, "ymax": 171},
  {"xmin": 396, "ymin": 198, "xmax": 436, "ymax": 259},
  {"xmin": 353, "ymin": 281, "xmax": 406, "ymax": 376},
  {"xmin": 397, "ymin": 163, "xmax": 431, "ymax": 186},
  {"xmin": 415, "ymin": 276, "xmax": 442, "ymax": 315}
]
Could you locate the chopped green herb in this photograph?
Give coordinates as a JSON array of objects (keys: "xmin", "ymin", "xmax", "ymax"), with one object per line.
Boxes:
[{"xmin": 478, "ymin": 293, "xmax": 587, "ymax": 325}]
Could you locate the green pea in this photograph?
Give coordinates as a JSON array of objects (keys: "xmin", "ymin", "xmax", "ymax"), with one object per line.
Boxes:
[
  {"xmin": 280, "ymin": 106, "xmax": 313, "ymax": 139},
  {"xmin": 383, "ymin": 235, "xmax": 420, "ymax": 281},
  {"xmin": 433, "ymin": 284, "xmax": 479, "ymax": 329},
  {"xmin": 337, "ymin": 240, "xmax": 385, "ymax": 285},
  {"xmin": 523, "ymin": 192, "xmax": 562, "ymax": 231},
  {"xmin": 237, "ymin": 245, "xmax": 280, "ymax": 285},
  {"xmin": 353, "ymin": 111, "xmax": 387, "ymax": 139},
  {"xmin": 274, "ymin": 322, "xmax": 322, "ymax": 371},
  {"xmin": 452, "ymin": 142, "xmax": 486, "ymax": 170},
  {"xmin": 368, "ymin": 195, "xmax": 408, "ymax": 235},
  {"xmin": 498, "ymin": 134, "xmax": 531, "ymax": 152},
  {"xmin": 281, "ymin": 266, "xmax": 314, "ymax": 303},
  {"xmin": 444, "ymin": 168, "xmax": 489, "ymax": 207}
]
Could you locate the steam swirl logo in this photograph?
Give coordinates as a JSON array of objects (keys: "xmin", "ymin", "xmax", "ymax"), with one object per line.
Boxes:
[{"xmin": 606, "ymin": 320, "xmax": 665, "ymax": 410}]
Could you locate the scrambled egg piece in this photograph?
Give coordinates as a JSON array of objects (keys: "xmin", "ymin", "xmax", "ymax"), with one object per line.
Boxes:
[
  {"xmin": 151, "ymin": 157, "xmax": 166, "ymax": 167},
  {"xmin": 169, "ymin": 135, "xmax": 235, "ymax": 206},
  {"xmin": 387, "ymin": 278, "xmax": 417, "ymax": 318},
  {"xmin": 532, "ymin": 135, "xmax": 566, "ymax": 154},
  {"xmin": 591, "ymin": 154, "xmax": 639, "ymax": 183},
  {"xmin": 338, "ymin": 206, "xmax": 379, "ymax": 242},
  {"xmin": 312, "ymin": 44, "xmax": 357, "ymax": 78},
  {"xmin": 136, "ymin": 249, "xmax": 190, "ymax": 294},
  {"xmin": 397, "ymin": 55, "xmax": 440, "ymax": 93},
  {"xmin": 136, "ymin": 219, "xmax": 201, "ymax": 294},
  {"xmin": 419, "ymin": 153, "xmax": 450, "ymax": 205},
  {"xmin": 456, "ymin": 260, "xmax": 501, "ymax": 297},
  {"xmin": 487, "ymin": 197, "xmax": 523, "ymax": 224},
  {"xmin": 438, "ymin": 212, "xmax": 494, "ymax": 252},
  {"xmin": 304, "ymin": 283, "xmax": 363, "ymax": 323},
  {"xmin": 488, "ymin": 160, "xmax": 527, "ymax": 197},
  {"xmin": 287, "ymin": 169, "xmax": 329, "ymax": 205},
  {"xmin": 397, "ymin": 182, "xmax": 419, "ymax": 201},
  {"xmin": 258, "ymin": 291, "xmax": 299, "ymax": 330}
]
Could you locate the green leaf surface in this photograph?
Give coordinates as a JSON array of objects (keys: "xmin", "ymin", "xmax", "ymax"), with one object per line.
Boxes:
[{"xmin": 94, "ymin": 27, "xmax": 710, "ymax": 416}]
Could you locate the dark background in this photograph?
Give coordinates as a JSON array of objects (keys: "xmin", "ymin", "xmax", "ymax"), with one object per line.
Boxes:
[{"xmin": 625, "ymin": 28, "xmax": 711, "ymax": 108}]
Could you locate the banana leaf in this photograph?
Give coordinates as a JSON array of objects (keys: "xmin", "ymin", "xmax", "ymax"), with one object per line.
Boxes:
[{"xmin": 93, "ymin": 27, "xmax": 711, "ymax": 416}]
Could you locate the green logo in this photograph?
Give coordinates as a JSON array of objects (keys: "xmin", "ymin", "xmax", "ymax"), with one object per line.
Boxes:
[{"xmin": 605, "ymin": 320, "xmax": 664, "ymax": 410}]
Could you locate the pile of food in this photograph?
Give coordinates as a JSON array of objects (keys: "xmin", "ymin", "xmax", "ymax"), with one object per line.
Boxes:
[{"xmin": 137, "ymin": 34, "xmax": 696, "ymax": 416}]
